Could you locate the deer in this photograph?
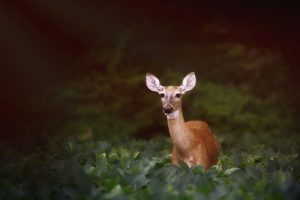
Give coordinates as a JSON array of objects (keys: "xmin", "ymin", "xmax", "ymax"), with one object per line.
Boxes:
[{"xmin": 145, "ymin": 72, "xmax": 218, "ymax": 169}]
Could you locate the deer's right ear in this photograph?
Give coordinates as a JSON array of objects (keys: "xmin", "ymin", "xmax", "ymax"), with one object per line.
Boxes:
[{"xmin": 146, "ymin": 73, "xmax": 162, "ymax": 92}]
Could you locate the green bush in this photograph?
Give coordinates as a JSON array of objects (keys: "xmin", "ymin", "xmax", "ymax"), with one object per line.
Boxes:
[
  {"xmin": 0, "ymin": 134, "xmax": 299, "ymax": 199},
  {"xmin": 186, "ymin": 82, "xmax": 287, "ymax": 134},
  {"xmin": 39, "ymin": 69, "xmax": 290, "ymax": 138},
  {"xmin": 25, "ymin": 36, "xmax": 295, "ymax": 138}
]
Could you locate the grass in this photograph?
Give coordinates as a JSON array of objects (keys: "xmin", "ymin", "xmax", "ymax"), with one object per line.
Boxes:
[{"xmin": 0, "ymin": 132, "xmax": 299, "ymax": 200}]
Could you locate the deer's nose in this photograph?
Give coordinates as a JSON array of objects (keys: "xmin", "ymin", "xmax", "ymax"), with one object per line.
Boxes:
[{"xmin": 163, "ymin": 106, "xmax": 173, "ymax": 114}]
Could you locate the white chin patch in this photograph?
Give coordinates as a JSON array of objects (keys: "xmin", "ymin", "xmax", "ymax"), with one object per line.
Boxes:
[{"xmin": 165, "ymin": 110, "xmax": 179, "ymax": 119}]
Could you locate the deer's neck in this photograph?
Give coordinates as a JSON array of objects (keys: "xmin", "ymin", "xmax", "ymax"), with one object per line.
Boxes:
[{"xmin": 167, "ymin": 107, "xmax": 192, "ymax": 151}]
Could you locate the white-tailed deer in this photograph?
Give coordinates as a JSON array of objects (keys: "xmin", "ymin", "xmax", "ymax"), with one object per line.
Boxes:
[{"xmin": 146, "ymin": 72, "xmax": 218, "ymax": 169}]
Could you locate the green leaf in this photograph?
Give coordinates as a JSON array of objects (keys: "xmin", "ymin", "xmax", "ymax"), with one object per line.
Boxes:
[
  {"xmin": 108, "ymin": 152, "xmax": 119, "ymax": 163},
  {"xmin": 103, "ymin": 185, "xmax": 125, "ymax": 199},
  {"xmin": 191, "ymin": 165, "xmax": 205, "ymax": 174},
  {"xmin": 246, "ymin": 167, "xmax": 263, "ymax": 180},
  {"xmin": 63, "ymin": 159, "xmax": 94, "ymax": 193},
  {"xmin": 104, "ymin": 176, "xmax": 121, "ymax": 191},
  {"xmin": 224, "ymin": 167, "xmax": 240, "ymax": 175},
  {"xmin": 178, "ymin": 160, "xmax": 190, "ymax": 173},
  {"xmin": 133, "ymin": 152, "xmax": 141, "ymax": 160}
]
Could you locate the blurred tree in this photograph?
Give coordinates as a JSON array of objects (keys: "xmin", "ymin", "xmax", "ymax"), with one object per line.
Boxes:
[{"xmin": 23, "ymin": 28, "xmax": 297, "ymax": 139}]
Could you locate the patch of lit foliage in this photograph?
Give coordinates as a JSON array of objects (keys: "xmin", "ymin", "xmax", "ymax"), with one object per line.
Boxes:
[{"xmin": 0, "ymin": 134, "xmax": 299, "ymax": 200}]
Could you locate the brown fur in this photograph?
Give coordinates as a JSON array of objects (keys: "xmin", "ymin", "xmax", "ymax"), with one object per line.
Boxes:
[
  {"xmin": 185, "ymin": 121, "xmax": 218, "ymax": 168},
  {"xmin": 168, "ymin": 112, "xmax": 218, "ymax": 169},
  {"xmin": 145, "ymin": 72, "xmax": 218, "ymax": 169}
]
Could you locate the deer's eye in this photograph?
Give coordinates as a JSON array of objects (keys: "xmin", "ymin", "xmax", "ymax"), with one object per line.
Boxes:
[
  {"xmin": 160, "ymin": 93, "xmax": 165, "ymax": 98},
  {"xmin": 175, "ymin": 93, "xmax": 181, "ymax": 98}
]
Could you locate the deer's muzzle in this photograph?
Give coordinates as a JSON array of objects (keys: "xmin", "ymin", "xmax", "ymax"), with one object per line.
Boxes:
[{"xmin": 163, "ymin": 106, "xmax": 173, "ymax": 114}]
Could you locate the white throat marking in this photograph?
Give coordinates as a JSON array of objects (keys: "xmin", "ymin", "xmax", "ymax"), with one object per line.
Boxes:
[{"xmin": 166, "ymin": 110, "xmax": 179, "ymax": 119}]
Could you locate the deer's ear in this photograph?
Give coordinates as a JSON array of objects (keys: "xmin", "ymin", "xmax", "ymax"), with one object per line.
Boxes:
[
  {"xmin": 146, "ymin": 73, "xmax": 163, "ymax": 92},
  {"xmin": 180, "ymin": 72, "xmax": 196, "ymax": 93}
]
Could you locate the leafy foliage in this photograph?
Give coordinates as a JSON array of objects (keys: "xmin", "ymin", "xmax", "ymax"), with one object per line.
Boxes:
[
  {"xmin": 188, "ymin": 82, "xmax": 288, "ymax": 133},
  {"xmin": 31, "ymin": 66, "xmax": 292, "ymax": 139},
  {"xmin": 5, "ymin": 28, "xmax": 298, "ymax": 199},
  {"xmin": 2, "ymin": 3, "xmax": 299, "ymax": 199},
  {"xmin": 1, "ymin": 134, "xmax": 299, "ymax": 200},
  {"xmin": 18, "ymin": 28, "xmax": 296, "ymax": 140}
]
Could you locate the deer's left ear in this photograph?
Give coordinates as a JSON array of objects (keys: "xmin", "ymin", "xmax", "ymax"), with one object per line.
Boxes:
[{"xmin": 180, "ymin": 72, "xmax": 196, "ymax": 93}]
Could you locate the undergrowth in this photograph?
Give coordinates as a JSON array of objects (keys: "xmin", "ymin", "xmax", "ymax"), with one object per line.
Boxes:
[{"xmin": 1, "ymin": 132, "xmax": 300, "ymax": 200}]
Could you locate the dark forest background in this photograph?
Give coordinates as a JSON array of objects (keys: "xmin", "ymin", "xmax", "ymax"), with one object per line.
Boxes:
[
  {"xmin": 0, "ymin": 0, "xmax": 299, "ymax": 143},
  {"xmin": 1, "ymin": 2, "xmax": 300, "ymax": 198}
]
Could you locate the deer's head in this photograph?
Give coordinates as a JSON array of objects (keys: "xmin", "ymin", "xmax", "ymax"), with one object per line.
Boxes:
[{"xmin": 146, "ymin": 72, "xmax": 196, "ymax": 119}]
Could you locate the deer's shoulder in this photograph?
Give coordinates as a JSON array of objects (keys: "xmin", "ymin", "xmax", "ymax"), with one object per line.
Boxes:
[{"xmin": 185, "ymin": 120, "xmax": 209, "ymax": 129}]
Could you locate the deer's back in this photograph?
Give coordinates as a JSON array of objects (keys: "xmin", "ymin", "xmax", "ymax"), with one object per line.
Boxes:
[{"xmin": 185, "ymin": 120, "xmax": 218, "ymax": 166}]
